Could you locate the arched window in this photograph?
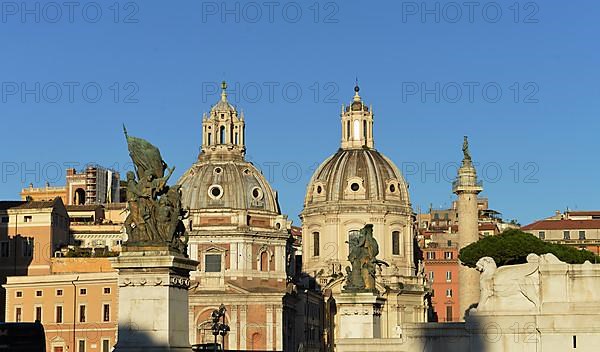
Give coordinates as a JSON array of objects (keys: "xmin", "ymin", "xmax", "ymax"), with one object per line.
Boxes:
[
  {"xmin": 234, "ymin": 132, "xmax": 238, "ymax": 145},
  {"xmin": 219, "ymin": 126, "xmax": 226, "ymax": 144},
  {"xmin": 251, "ymin": 333, "xmax": 261, "ymax": 350},
  {"xmin": 312, "ymin": 232, "xmax": 320, "ymax": 257},
  {"xmin": 392, "ymin": 231, "xmax": 400, "ymax": 255},
  {"xmin": 74, "ymin": 188, "xmax": 85, "ymax": 205},
  {"xmin": 363, "ymin": 120, "xmax": 367, "ymax": 140},
  {"xmin": 353, "ymin": 120, "xmax": 360, "ymax": 140},
  {"xmin": 260, "ymin": 251, "xmax": 269, "ymax": 271},
  {"xmin": 207, "ymin": 133, "xmax": 212, "ymax": 145},
  {"xmin": 346, "ymin": 120, "xmax": 350, "ymax": 140}
]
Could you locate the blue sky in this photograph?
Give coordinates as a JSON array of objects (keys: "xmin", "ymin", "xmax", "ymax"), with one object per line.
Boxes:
[{"xmin": 0, "ymin": 0, "xmax": 598, "ymax": 225}]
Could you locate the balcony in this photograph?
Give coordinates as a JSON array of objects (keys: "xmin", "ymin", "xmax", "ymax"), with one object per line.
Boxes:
[{"xmin": 452, "ymin": 179, "xmax": 483, "ymax": 192}]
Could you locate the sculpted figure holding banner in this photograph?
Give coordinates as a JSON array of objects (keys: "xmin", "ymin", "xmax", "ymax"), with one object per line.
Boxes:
[{"xmin": 122, "ymin": 126, "xmax": 188, "ymax": 255}]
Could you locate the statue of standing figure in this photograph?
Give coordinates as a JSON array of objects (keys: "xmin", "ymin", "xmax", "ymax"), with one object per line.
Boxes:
[
  {"xmin": 122, "ymin": 126, "xmax": 188, "ymax": 256},
  {"xmin": 462, "ymin": 135, "xmax": 472, "ymax": 161},
  {"xmin": 344, "ymin": 224, "xmax": 388, "ymax": 293}
]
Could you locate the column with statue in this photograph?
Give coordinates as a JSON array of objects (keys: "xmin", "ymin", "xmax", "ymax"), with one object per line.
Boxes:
[{"xmin": 110, "ymin": 127, "xmax": 198, "ymax": 351}]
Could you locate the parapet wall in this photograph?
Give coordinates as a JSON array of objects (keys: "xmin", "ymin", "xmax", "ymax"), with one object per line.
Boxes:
[{"xmin": 336, "ymin": 254, "xmax": 600, "ymax": 352}]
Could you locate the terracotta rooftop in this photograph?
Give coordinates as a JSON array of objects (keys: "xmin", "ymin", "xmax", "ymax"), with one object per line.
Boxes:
[
  {"xmin": 0, "ymin": 201, "xmax": 25, "ymax": 210},
  {"xmin": 479, "ymin": 223, "xmax": 498, "ymax": 231},
  {"xmin": 0, "ymin": 197, "xmax": 63, "ymax": 211},
  {"xmin": 522, "ymin": 219, "xmax": 600, "ymax": 231},
  {"xmin": 567, "ymin": 211, "xmax": 600, "ymax": 217}
]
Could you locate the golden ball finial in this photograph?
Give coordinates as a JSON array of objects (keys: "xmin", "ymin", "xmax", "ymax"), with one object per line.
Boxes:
[{"xmin": 221, "ymin": 81, "xmax": 227, "ymax": 91}]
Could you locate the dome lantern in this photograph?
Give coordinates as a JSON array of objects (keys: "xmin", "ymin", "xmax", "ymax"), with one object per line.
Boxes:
[
  {"xmin": 200, "ymin": 81, "xmax": 245, "ymax": 161},
  {"xmin": 341, "ymin": 84, "xmax": 374, "ymax": 150}
]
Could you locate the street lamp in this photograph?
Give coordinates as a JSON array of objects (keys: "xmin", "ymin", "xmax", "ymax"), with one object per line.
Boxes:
[{"xmin": 211, "ymin": 304, "xmax": 230, "ymax": 352}]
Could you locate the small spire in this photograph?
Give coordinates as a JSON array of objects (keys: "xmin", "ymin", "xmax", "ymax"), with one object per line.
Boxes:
[
  {"xmin": 220, "ymin": 80, "xmax": 228, "ymax": 102},
  {"xmin": 353, "ymin": 80, "xmax": 361, "ymax": 102}
]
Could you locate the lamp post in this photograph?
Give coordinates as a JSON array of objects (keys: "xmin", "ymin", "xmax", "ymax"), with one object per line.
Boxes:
[{"xmin": 211, "ymin": 304, "xmax": 230, "ymax": 352}]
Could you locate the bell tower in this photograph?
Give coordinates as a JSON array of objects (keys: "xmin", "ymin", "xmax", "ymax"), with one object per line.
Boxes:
[
  {"xmin": 340, "ymin": 84, "xmax": 374, "ymax": 150},
  {"xmin": 199, "ymin": 81, "xmax": 245, "ymax": 161}
]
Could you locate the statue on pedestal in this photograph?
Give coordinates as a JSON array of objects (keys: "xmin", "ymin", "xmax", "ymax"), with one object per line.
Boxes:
[
  {"xmin": 462, "ymin": 135, "xmax": 471, "ymax": 161},
  {"xmin": 344, "ymin": 224, "xmax": 388, "ymax": 293},
  {"xmin": 122, "ymin": 126, "xmax": 188, "ymax": 255}
]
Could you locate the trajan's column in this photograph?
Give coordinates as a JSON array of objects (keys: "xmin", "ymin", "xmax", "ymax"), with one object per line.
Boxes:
[{"xmin": 452, "ymin": 136, "xmax": 483, "ymax": 320}]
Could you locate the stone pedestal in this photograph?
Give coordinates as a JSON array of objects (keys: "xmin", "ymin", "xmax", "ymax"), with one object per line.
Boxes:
[
  {"xmin": 110, "ymin": 248, "xmax": 199, "ymax": 352},
  {"xmin": 336, "ymin": 292, "xmax": 386, "ymax": 339}
]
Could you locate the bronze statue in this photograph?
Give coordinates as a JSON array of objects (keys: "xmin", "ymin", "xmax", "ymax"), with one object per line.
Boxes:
[
  {"xmin": 462, "ymin": 135, "xmax": 471, "ymax": 161},
  {"xmin": 122, "ymin": 126, "xmax": 188, "ymax": 256},
  {"xmin": 344, "ymin": 224, "xmax": 388, "ymax": 293}
]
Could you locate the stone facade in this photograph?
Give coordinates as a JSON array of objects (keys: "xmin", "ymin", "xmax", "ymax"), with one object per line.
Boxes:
[
  {"xmin": 522, "ymin": 210, "xmax": 600, "ymax": 255},
  {"xmin": 3, "ymin": 258, "xmax": 118, "ymax": 352},
  {"xmin": 21, "ymin": 166, "xmax": 120, "ymax": 206},
  {"xmin": 177, "ymin": 82, "xmax": 296, "ymax": 351},
  {"xmin": 0, "ymin": 198, "xmax": 70, "ymax": 321},
  {"xmin": 301, "ymin": 86, "xmax": 427, "ymax": 350},
  {"xmin": 337, "ymin": 254, "xmax": 600, "ymax": 352},
  {"xmin": 421, "ymin": 232, "xmax": 460, "ymax": 322},
  {"xmin": 110, "ymin": 251, "xmax": 197, "ymax": 352}
]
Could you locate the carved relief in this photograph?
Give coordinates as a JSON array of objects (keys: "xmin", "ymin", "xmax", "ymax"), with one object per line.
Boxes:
[
  {"xmin": 475, "ymin": 253, "xmax": 543, "ymax": 313},
  {"xmin": 119, "ymin": 276, "xmax": 190, "ymax": 288}
]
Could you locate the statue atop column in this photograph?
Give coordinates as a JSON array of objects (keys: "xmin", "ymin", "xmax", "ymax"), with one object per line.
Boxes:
[
  {"xmin": 462, "ymin": 135, "xmax": 471, "ymax": 161},
  {"xmin": 122, "ymin": 126, "xmax": 188, "ymax": 256},
  {"xmin": 344, "ymin": 224, "xmax": 388, "ymax": 293}
]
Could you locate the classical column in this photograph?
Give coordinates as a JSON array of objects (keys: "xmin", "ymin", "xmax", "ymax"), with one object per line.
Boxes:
[
  {"xmin": 189, "ymin": 304, "xmax": 196, "ymax": 344},
  {"xmin": 239, "ymin": 306, "xmax": 247, "ymax": 350},
  {"xmin": 275, "ymin": 305, "xmax": 283, "ymax": 351},
  {"xmin": 229, "ymin": 305, "xmax": 238, "ymax": 350},
  {"xmin": 266, "ymin": 305, "xmax": 274, "ymax": 350},
  {"xmin": 452, "ymin": 136, "xmax": 483, "ymax": 320}
]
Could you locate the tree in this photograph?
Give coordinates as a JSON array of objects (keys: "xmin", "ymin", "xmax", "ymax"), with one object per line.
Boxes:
[{"xmin": 459, "ymin": 229, "xmax": 600, "ymax": 268}]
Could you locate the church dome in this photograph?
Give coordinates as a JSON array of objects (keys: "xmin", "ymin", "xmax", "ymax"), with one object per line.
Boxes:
[
  {"xmin": 304, "ymin": 148, "xmax": 410, "ymax": 208},
  {"xmin": 211, "ymin": 98, "xmax": 235, "ymax": 113},
  {"xmin": 303, "ymin": 85, "xmax": 411, "ymax": 213},
  {"xmin": 177, "ymin": 81, "xmax": 280, "ymax": 215},
  {"xmin": 178, "ymin": 160, "xmax": 280, "ymax": 214}
]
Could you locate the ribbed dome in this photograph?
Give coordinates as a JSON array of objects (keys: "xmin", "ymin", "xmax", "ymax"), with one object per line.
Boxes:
[
  {"xmin": 304, "ymin": 148, "xmax": 410, "ymax": 207},
  {"xmin": 211, "ymin": 99, "xmax": 235, "ymax": 113},
  {"xmin": 177, "ymin": 160, "xmax": 280, "ymax": 214}
]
